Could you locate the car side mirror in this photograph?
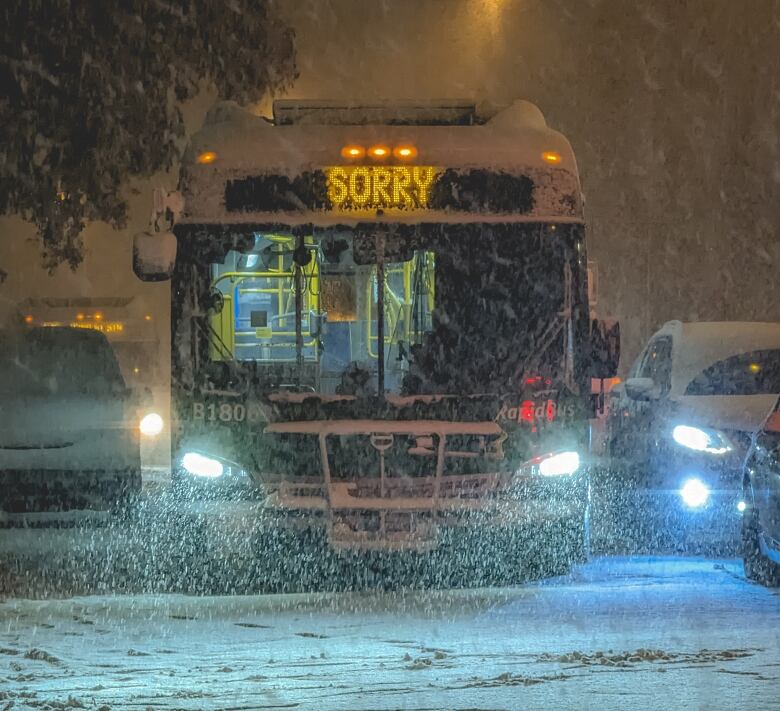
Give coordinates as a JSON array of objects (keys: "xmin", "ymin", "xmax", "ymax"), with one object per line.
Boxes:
[
  {"xmin": 133, "ymin": 231, "xmax": 177, "ymax": 281},
  {"xmin": 624, "ymin": 377, "xmax": 659, "ymax": 401},
  {"xmin": 590, "ymin": 318, "xmax": 621, "ymax": 379}
]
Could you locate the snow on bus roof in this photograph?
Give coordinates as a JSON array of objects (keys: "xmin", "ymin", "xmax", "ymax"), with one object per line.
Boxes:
[
  {"xmin": 177, "ymin": 99, "xmax": 584, "ymax": 226},
  {"xmin": 186, "ymin": 99, "xmax": 572, "ymax": 176}
]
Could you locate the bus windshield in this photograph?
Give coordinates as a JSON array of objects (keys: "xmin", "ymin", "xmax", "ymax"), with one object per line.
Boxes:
[{"xmin": 197, "ymin": 223, "xmax": 586, "ymax": 397}]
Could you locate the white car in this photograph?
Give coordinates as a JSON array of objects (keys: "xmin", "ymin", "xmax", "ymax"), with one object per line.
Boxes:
[
  {"xmin": 606, "ymin": 320, "xmax": 780, "ymax": 521},
  {"xmin": 0, "ymin": 326, "xmax": 145, "ymax": 513}
]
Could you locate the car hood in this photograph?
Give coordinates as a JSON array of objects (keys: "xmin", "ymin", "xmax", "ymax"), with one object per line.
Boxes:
[{"xmin": 673, "ymin": 394, "xmax": 779, "ymax": 433}]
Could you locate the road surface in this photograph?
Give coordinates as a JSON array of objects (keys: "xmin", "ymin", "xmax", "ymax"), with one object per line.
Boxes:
[{"xmin": 1, "ymin": 557, "xmax": 778, "ymax": 710}]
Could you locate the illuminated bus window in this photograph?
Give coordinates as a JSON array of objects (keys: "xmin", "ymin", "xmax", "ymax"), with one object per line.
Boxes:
[
  {"xmin": 210, "ymin": 234, "xmax": 319, "ymax": 364},
  {"xmin": 363, "ymin": 251, "xmax": 435, "ymax": 393},
  {"xmin": 208, "ymin": 235, "xmax": 435, "ymax": 393},
  {"xmin": 367, "ymin": 251, "xmax": 435, "ymax": 359}
]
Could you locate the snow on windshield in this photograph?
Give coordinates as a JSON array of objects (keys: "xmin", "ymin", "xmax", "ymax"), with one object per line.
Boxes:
[{"xmin": 0, "ymin": 327, "xmax": 125, "ymax": 396}]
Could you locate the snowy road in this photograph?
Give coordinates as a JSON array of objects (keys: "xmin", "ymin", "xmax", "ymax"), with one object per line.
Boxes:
[{"xmin": 1, "ymin": 557, "xmax": 778, "ymax": 710}]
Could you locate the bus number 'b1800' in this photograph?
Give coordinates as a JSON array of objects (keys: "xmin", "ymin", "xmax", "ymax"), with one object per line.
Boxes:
[{"xmin": 192, "ymin": 402, "xmax": 266, "ymax": 423}]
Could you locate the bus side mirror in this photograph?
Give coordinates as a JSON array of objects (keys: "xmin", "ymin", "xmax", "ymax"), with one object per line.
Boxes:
[
  {"xmin": 590, "ymin": 318, "xmax": 620, "ymax": 379},
  {"xmin": 133, "ymin": 231, "xmax": 177, "ymax": 281}
]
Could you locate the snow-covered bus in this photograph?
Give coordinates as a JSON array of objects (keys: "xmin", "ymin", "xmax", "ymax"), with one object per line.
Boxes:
[{"xmin": 133, "ymin": 99, "xmax": 618, "ymax": 571}]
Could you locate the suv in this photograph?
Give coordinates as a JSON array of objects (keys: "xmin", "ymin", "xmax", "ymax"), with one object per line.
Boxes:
[
  {"xmin": 0, "ymin": 327, "xmax": 142, "ymax": 513},
  {"xmin": 605, "ymin": 321, "xmax": 780, "ymax": 545}
]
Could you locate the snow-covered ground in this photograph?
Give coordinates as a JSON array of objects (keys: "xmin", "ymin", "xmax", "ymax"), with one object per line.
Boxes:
[{"xmin": 1, "ymin": 557, "xmax": 778, "ymax": 710}]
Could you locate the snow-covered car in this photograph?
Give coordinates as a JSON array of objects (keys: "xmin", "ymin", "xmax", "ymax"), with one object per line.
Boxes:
[
  {"xmin": 605, "ymin": 321, "xmax": 780, "ymax": 540},
  {"xmin": 742, "ymin": 396, "xmax": 780, "ymax": 586},
  {"xmin": 0, "ymin": 326, "xmax": 143, "ymax": 513}
]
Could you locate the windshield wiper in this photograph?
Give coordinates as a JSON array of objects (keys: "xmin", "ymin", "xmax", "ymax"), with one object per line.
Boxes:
[
  {"xmin": 194, "ymin": 316, "xmax": 235, "ymax": 362},
  {"xmin": 513, "ymin": 262, "xmax": 576, "ymax": 391}
]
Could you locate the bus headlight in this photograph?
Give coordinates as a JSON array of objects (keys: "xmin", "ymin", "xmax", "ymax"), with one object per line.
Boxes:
[
  {"xmin": 538, "ymin": 451, "xmax": 580, "ymax": 477},
  {"xmin": 672, "ymin": 425, "xmax": 731, "ymax": 455},
  {"xmin": 181, "ymin": 452, "xmax": 224, "ymax": 478},
  {"xmin": 139, "ymin": 412, "xmax": 164, "ymax": 437}
]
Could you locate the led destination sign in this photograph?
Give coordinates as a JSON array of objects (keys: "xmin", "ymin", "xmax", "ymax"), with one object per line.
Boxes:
[
  {"xmin": 224, "ymin": 168, "xmax": 536, "ymax": 215},
  {"xmin": 325, "ymin": 166, "xmax": 440, "ymax": 210}
]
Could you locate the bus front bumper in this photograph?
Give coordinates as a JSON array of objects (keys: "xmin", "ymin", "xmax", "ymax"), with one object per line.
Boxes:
[{"xmin": 167, "ymin": 472, "xmax": 588, "ymax": 553}]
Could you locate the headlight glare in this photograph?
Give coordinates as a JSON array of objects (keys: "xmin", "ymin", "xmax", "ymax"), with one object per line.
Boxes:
[
  {"xmin": 181, "ymin": 452, "xmax": 224, "ymax": 478},
  {"xmin": 538, "ymin": 451, "xmax": 580, "ymax": 477},
  {"xmin": 680, "ymin": 477, "xmax": 710, "ymax": 508},
  {"xmin": 139, "ymin": 412, "xmax": 164, "ymax": 437},
  {"xmin": 672, "ymin": 425, "xmax": 731, "ymax": 455}
]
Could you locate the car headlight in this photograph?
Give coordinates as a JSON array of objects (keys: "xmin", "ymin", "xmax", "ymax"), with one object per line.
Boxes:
[
  {"xmin": 139, "ymin": 412, "xmax": 164, "ymax": 437},
  {"xmin": 522, "ymin": 450, "xmax": 581, "ymax": 477},
  {"xmin": 672, "ymin": 425, "xmax": 731, "ymax": 455},
  {"xmin": 181, "ymin": 452, "xmax": 224, "ymax": 478},
  {"xmin": 679, "ymin": 477, "xmax": 710, "ymax": 508}
]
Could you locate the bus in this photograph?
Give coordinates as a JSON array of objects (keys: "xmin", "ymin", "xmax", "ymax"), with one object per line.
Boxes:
[{"xmin": 133, "ymin": 99, "xmax": 619, "ymax": 572}]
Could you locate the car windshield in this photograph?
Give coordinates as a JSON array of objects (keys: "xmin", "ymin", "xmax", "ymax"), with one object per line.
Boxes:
[
  {"xmin": 0, "ymin": 327, "xmax": 125, "ymax": 396},
  {"xmin": 685, "ymin": 349, "xmax": 780, "ymax": 396}
]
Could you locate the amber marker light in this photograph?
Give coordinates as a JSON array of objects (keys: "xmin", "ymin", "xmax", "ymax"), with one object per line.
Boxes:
[
  {"xmin": 94, "ymin": 312, "xmax": 103, "ymax": 321},
  {"xmin": 341, "ymin": 145, "xmax": 365, "ymax": 160},
  {"xmin": 542, "ymin": 151, "xmax": 562, "ymax": 164},
  {"xmin": 196, "ymin": 151, "xmax": 218, "ymax": 164},
  {"xmin": 368, "ymin": 145, "xmax": 390, "ymax": 159},
  {"xmin": 24, "ymin": 315, "xmax": 33, "ymax": 324},
  {"xmin": 393, "ymin": 145, "xmax": 418, "ymax": 160}
]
